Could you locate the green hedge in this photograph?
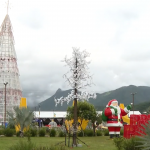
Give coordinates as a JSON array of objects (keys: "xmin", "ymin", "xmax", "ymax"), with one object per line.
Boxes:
[
  {"xmin": 0, "ymin": 129, "xmax": 4, "ymax": 135},
  {"xmin": 84, "ymin": 129, "xmax": 93, "ymax": 137},
  {"xmin": 50, "ymin": 129, "xmax": 56, "ymax": 137},
  {"xmin": 103, "ymin": 129, "xmax": 109, "ymax": 136},
  {"xmin": 30, "ymin": 129, "xmax": 37, "ymax": 137},
  {"xmin": 96, "ymin": 130, "xmax": 102, "ymax": 136},
  {"xmin": 78, "ymin": 131, "xmax": 84, "ymax": 137},
  {"xmin": 58, "ymin": 131, "xmax": 65, "ymax": 137},
  {"xmin": 16, "ymin": 131, "xmax": 20, "ymax": 137},
  {"xmin": 4, "ymin": 128, "xmax": 14, "ymax": 137},
  {"xmin": 39, "ymin": 129, "xmax": 46, "ymax": 137}
]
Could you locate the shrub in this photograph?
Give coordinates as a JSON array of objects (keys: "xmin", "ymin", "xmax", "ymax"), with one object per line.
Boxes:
[
  {"xmin": 9, "ymin": 140, "xmax": 35, "ymax": 150},
  {"xmin": 23, "ymin": 130, "xmax": 32, "ymax": 141},
  {"xmin": 24, "ymin": 130, "xmax": 30, "ymax": 137},
  {"xmin": 4, "ymin": 128, "xmax": 14, "ymax": 137},
  {"xmin": 50, "ymin": 129, "xmax": 56, "ymax": 137},
  {"xmin": 113, "ymin": 136, "xmax": 142, "ymax": 150},
  {"xmin": 58, "ymin": 130, "xmax": 65, "ymax": 137},
  {"xmin": 12, "ymin": 129, "xmax": 16, "ymax": 135},
  {"xmin": 78, "ymin": 131, "xmax": 83, "ymax": 137},
  {"xmin": 35, "ymin": 145, "xmax": 67, "ymax": 150},
  {"xmin": 39, "ymin": 129, "xmax": 46, "ymax": 137},
  {"xmin": 24, "ymin": 128, "xmax": 37, "ymax": 137},
  {"xmin": 96, "ymin": 130, "xmax": 102, "ymax": 136},
  {"xmin": 123, "ymin": 136, "xmax": 142, "ymax": 150},
  {"xmin": 113, "ymin": 137, "xmax": 124, "ymax": 150},
  {"xmin": 83, "ymin": 129, "xmax": 88, "ymax": 136},
  {"xmin": 120, "ymin": 128, "xmax": 124, "ymax": 136},
  {"xmin": 30, "ymin": 128, "xmax": 37, "ymax": 137},
  {"xmin": 104, "ymin": 129, "xmax": 109, "ymax": 136},
  {"xmin": 46, "ymin": 127, "xmax": 50, "ymax": 134},
  {"xmin": 0, "ymin": 129, "xmax": 4, "ymax": 135},
  {"xmin": 9, "ymin": 140, "xmax": 67, "ymax": 150},
  {"xmin": 7, "ymin": 123, "xmax": 15, "ymax": 129},
  {"xmin": 16, "ymin": 131, "xmax": 20, "ymax": 137},
  {"xmin": 135, "ymin": 120, "xmax": 150, "ymax": 150},
  {"xmin": 84, "ymin": 129, "xmax": 93, "ymax": 137}
]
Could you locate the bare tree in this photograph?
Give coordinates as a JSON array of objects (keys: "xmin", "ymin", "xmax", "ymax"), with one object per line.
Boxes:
[{"xmin": 55, "ymin": 47, "xmax": 96, "ymax": 146}]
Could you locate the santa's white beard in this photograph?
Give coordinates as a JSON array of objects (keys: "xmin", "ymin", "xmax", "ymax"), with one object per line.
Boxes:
[{"xmin": 110, "ymin": 105, "xmax": 121, "ymax": 114}]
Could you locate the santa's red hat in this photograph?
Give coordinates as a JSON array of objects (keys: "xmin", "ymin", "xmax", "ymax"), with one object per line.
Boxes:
[{"xmin": 106, "ymin": 99, "xmax": 118, "ymax": 107}]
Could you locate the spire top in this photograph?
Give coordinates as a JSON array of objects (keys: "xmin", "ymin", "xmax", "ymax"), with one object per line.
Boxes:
[{"xmin": 7, "ymin": 0, "xmax": 9, "ymax": 15}]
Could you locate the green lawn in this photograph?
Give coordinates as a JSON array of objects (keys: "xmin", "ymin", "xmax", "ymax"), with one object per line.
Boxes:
[{"xmin": 0, "ymin": 136, "xmax": 117, "ymax": 150}]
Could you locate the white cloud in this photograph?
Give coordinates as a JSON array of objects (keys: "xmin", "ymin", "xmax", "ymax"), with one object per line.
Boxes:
[{"xmin": 1, "ymin": 0, "xmax": 150, "ymax": 106}]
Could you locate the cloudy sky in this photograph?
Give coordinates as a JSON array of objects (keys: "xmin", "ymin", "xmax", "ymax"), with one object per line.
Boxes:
[{"xmin": 0, "ymin": 0, "xmax": 150, "ymax": 107}]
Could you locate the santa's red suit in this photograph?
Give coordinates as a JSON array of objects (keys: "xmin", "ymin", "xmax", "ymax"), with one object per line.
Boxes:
[{"xmin": 104, "ymin": 99, "xmax": 130, "ymax": 138}]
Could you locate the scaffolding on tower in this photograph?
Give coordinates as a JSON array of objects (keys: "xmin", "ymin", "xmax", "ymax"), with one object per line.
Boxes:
[{"xmin": 0, "ymin": 14, "xmax": 22, "ymax": 123}]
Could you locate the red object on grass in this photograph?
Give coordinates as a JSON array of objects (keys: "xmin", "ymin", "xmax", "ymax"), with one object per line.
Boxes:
[{"xmin": 124, "ymin": 114, "xmax": 150, "ymax": 139}]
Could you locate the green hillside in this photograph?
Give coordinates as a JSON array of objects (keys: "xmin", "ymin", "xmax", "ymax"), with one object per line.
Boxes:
[
  {"xmin": 39, "ymin": 85, "xmax": 150, "ymax": 111},
  {"xmin": 39, "ymin": 88, "xmax": 73, "ymax": 111},
  {"xmin": 134, "ymin": 101, "xmax": 150, "ymax": 113}
]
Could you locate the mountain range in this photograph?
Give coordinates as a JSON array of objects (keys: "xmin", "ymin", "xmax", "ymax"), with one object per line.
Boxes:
[{"xmin": 38, "ymin": 85, "xmax": 150, "ymax": 112}]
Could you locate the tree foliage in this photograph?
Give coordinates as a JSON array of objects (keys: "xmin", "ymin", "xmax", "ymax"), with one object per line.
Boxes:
[
  {"xmin": 66, "ymin": 101, "xmax": 95, "ymax": 121},
  {"xmin": 66, "ymin": 101, "xmax": 102, "ymax": 136}
]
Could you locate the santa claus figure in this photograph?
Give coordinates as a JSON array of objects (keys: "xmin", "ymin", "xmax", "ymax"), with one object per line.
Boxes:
[{"xmin": 102, "ymin": 99, "xmax": 131, "ymax": 138}]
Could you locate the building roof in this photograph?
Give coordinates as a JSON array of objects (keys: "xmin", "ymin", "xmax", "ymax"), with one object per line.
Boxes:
[
  {"xmin": 34, "ymin": 111, "xmax": 103, "ymax": 118},
  {"xmin": 34, "ymin": 111, "xmax": 67, "ymax": 118}
]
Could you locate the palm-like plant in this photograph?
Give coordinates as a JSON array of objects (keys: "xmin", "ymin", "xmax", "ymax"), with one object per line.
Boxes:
[
  {"xmin": 136, "ymin": 120, "xmax": 150, "ymax": 150},
  {"xmin": 7, "ymin": 106, "xmax": 34, "ymax": 137}
]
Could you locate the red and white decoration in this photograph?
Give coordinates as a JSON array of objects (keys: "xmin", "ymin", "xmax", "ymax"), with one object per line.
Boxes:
[{"xmin": 104, "ymin": 99, "xmax": 130, "ymax": 135}]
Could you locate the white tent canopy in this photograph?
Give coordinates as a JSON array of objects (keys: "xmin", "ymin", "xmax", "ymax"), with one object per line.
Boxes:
[
  {"xmin": 34, "ymin": 111, "xmax": 103, "ymax": 119},
  {"xmin": 128, "ymin": 111, "xmax": 141, "ymax": 117},
  {"xmin": 34, "ymin": 111, "xmax": 140, "ymax": 119},
  {"xmin": 34, "ymin": 111, "xmax": 67, "ymax": 118}
]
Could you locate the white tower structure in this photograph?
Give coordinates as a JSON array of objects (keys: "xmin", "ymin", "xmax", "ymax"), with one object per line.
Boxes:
[{"xmin": 0, "ymin": 14, "xmax": 22, "ymax": 123}]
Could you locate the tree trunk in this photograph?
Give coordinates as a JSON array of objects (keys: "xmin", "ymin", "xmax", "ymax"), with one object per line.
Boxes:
[
  {"xmin": 20, "ymin": 130, "xmax": 24, "ymax": 137},
  {"xmin": 93, "ymin": 123, "xmax": 96, "ymax": 136},
  {"xmin": 20, "ymin": 126, "xmax": 24, "ymax": 137},
  {"xmin": 73, "ymin": 97, "xmax": 77, "ymax": 146},
  {"xmin": 81, "ymin": 127, "xmax": 84, "ymax": 137},
  {"xmin": 72, "ymin": 58, "xmax": 78, "ymax": 147}
]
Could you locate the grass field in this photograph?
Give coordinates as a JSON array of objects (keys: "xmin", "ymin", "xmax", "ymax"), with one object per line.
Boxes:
[{"xmin": 0, "ymin": 136, "xmax": 117, "ymax": 150}]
